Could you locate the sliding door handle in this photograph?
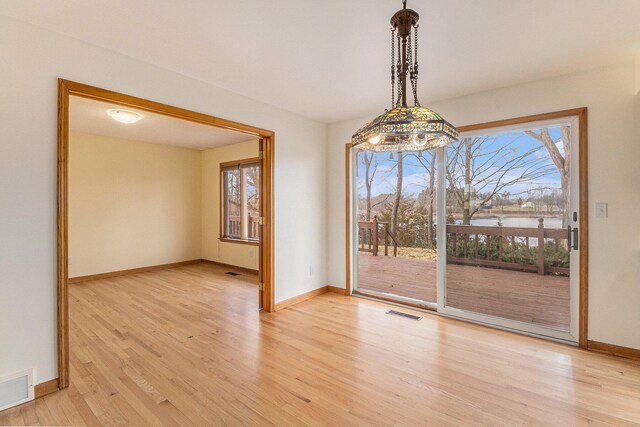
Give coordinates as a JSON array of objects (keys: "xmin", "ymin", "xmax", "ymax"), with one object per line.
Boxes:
[{"xmin": 567, "ymin": 225, "xmax": 579, "ymax": 251}]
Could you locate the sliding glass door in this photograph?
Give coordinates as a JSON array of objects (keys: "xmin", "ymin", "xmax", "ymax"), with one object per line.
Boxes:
[{"xmin": 352, "ymin": 114, "xmax": 582, "ymax": 343}]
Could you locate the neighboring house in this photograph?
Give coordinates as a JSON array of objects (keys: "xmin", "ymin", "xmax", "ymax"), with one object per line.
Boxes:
[{"xmin": 521, "ymin": 201, "xmax": 535, "ymax": 209}]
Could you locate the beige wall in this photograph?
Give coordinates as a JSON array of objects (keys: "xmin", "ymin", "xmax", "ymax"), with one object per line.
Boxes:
[
  {"xmin": 69, "ymin": 132, "xmax": 202, "ymax": 277},
  {"xmin": 69, "ymin": 133, "xmax": 259, "ymax": 278},
  {"xmin": 202, "ymin": 140, "xmax": 260, "ymax": 270}
]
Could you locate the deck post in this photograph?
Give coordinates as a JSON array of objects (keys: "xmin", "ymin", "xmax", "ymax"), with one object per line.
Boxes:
[
  {"xmin": 537, "ymin": 218, "xmax": 545, "ymax": 275},
  {"xmin": 384, "ymin": 223, "xmax": 389, "ymax": 256},
  {"xmin": 372, "ymin": 216, "xmax": 379, "ymax": 256}
]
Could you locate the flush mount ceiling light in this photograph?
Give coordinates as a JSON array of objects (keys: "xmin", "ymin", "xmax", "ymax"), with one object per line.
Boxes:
[
  {"xmin": 352, "ymin": 0, "xmax": 458, "ymax": 152},
  {"xmin": 106, "ymin": 108, "xmax": 144, "ymax": 124}
]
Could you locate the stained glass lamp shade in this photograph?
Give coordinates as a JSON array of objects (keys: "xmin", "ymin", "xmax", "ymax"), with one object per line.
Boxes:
[{"xmin": 352, "ymin": 106, "xmax": 458, "ymax": 152}]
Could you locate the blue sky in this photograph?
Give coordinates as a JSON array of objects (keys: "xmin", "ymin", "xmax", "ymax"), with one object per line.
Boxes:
[{"xmin": 357, "ymin": 126, "xmax": 565, "ymax": 198}]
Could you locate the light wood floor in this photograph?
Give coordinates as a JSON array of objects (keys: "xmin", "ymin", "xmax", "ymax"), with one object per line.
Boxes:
[
  {"xmin": 2, "ymin": 263, "xmax": 639, "ymax": 426},
  {"xmin": 358, "ymin": 253, "xmax": 570, "ymax": 329}
]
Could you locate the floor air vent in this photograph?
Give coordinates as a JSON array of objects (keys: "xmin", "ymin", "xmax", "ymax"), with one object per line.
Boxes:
[
  {"xmin": 225, "ymin": 272, "xmax": 240, "ymax": 276},
  {"xmin": 0, "ymin": 369, "xmax": 33, "ymax": 411},
  {"xmin": 386, "ymin": 310, "xmax": 422, "ymax": 321}
]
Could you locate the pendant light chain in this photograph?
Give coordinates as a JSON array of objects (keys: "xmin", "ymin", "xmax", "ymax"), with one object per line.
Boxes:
[
  {"xmin": 396, "ymin": 31, "xmax": 402, "ymax": 107},
  {"xmin": 391, "ymin": 27, "xmax": 396, "ymax": 107},
  {"xmin": 407, "ymin": 27, "xmax": 413, "ymax": 104},
  {"xmin": 410, "ymin": 24, "xmax": 420, "ymax": 106}
]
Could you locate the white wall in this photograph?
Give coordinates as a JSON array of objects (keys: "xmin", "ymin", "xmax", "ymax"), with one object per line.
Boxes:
[
  {"xmin": 327, "ymin": 63, "xmax": 640, "ymax": 350},
  {"xmin": 202, "ymin": 140, "xmax": 260, "ymax": 270},
  {"xmin": 0, "ymin": 16, "xmax": 327, "ymax": 385},
  {"xmin": 69, "ymin": 132, "xmax": 202, "ymax": 278}
]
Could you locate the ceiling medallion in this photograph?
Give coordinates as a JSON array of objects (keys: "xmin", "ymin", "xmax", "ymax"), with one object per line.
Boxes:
[{"xmin": 352, "ymin": 0, "xmax": 458, "ymax": 152}]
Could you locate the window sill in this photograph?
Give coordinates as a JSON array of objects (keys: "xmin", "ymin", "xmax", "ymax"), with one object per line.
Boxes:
[{"xmin": 220, "ymin": 237, "xmax": 260, "ymax": 246}]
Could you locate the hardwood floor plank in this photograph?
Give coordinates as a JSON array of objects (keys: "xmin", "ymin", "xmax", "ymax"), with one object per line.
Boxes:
[
  {"xmin": 0, "ymin": 405, "xmax": 25, "ymax": 426},
  {"xmin": 18, "ymin": 402, "xmax": 39, "ymax": 426},
  {"xmin": 1, "ymin": 263, "xmax": 639, "ymax": 426}
]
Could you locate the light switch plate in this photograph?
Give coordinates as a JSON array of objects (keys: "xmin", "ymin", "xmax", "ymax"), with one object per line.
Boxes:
[{"xmin": 595, "ymin": 202, "xmax": 608, "ymax": 218}]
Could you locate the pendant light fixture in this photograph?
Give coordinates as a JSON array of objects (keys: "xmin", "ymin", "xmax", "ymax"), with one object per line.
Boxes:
[{"xmin": 352, "ymin": 0, "xmax": 458, "ymax": 152}]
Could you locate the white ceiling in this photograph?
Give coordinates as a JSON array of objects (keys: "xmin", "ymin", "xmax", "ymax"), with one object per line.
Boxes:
[
  {"xmin": 3, "ymin": 0, "xmax": 640, "ymax": 123},
  {"xmin": 70, "ymin": 96, "xmax": 252, "ymax": 150}
]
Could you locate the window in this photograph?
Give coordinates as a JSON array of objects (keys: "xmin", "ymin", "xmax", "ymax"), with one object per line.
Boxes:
[{"xmin": 221, "ymin": 159, "xmax": 260, "ymax": 243}]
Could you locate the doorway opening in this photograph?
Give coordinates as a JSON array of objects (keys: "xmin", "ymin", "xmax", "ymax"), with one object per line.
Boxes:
[
  {"xmin": 348, "ymin": 108, "xmax": 588, "ymax": 346},
  {"xmin": 57, "ymin": 79, "xmax": 275, "ymax": 389}
]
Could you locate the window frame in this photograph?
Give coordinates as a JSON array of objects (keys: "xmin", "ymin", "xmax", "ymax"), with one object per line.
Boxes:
[{"xmin": 220, "ymin": 157, "xmax": 261, "ymax": 246}]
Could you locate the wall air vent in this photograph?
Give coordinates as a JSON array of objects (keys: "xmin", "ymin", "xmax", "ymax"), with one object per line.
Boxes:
[
  {"xmin": 386, "ymin": 310, "xmax": 422, "ymax": 321},
  {"xmin": 0, "ymin": 369, "xmax": 34, "ymax": 411}
]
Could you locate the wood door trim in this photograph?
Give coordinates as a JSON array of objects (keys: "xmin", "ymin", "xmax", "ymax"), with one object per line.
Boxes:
[
  {"xmin": 456, "ymin": 108, "xmax": 588, "ymax": 133},
  {"xmin": 345, "ymin": 108, "xmax": 588, "ymax": 348},
  {"xmin": 61, "ymin": 80, "xmax": 273, "ymax": 136},
  {"xmin": 260, "ymin": 137, "xmax": 275, "ymax": 312},
  {"xmin": 57, "ymin": 79, "xmax": 275, "ymax": 390}
]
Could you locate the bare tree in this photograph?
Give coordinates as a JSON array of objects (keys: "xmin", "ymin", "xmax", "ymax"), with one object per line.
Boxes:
[
  {"xmin": 390, "ymin": 152, "xmax": 403, "ymax": 239},
  {"xmin": 362, "ymin": 152, "xmax": 378, "ymax": 221},
  {"xmin": 447, "ymin": 136, "xmax": 555, "ymax": 225},
  {"xmin": 406, "ymin": 150, "xmax": 437, "ymax": 246},
  {"xmin": 426, "ymin": 150, "xmax": 436, "ymax": 246},
  {"xmin": 245, "ymin": 164, "xmax": 260, "ymax": 217},
  {"xmin": 525, "ymin": 127, "xmax": 570, "ymax": 227}
]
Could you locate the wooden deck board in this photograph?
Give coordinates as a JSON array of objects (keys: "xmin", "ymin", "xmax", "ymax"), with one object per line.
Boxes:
[
  {"xmin": 3, "ymin": 263, "xmax": 639, "ymax": 426},
  {"xmin": 358, "ymin": 253, "xmax": 570, "ymax": 330}
]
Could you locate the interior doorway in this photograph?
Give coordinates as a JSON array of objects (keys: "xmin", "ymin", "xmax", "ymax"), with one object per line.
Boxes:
[
  {"xmin": 57, "ymin": 79, "xmax": 275, "ymax": 389},
  {"xmin": 348, "ymin": 108, "xmax": 588, "ymax": 346}
]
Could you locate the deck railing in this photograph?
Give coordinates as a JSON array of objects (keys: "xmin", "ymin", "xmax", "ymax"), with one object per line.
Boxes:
[
  {"xmin": 358, "ymin": 216, "xmax": 398, "ymax": 257},
  {"xmin": 446, "ymin": 218, "xmax": 569, "ymax": 276},
  {"xmin": 227, "ymin": 215, "xmax": 259, "ymax": 239}
]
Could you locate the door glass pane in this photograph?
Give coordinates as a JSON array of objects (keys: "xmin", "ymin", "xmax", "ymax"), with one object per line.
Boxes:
[
  {"xmin": 444, "ymin": 126, "xmax": 571, "ymax": 331},
  {"xmin": 356, "ymin": 150, "xmax": 438, "ymax": 304},
  {"xmin": 243, "ymin": 164, "xmax": 260, "ymax": 240}
]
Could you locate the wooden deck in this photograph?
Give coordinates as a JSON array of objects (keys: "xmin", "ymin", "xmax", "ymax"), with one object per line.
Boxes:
[{"xmin": 358, "ymin": 253, "xmax": 570, "ymax": 330}]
